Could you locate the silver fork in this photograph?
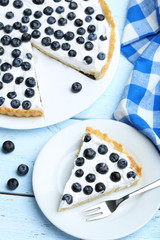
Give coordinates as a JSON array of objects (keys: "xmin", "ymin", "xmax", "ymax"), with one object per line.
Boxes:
[{"xmin": 83, "ymin": 178, "xmax": 160, "ymax": 221}]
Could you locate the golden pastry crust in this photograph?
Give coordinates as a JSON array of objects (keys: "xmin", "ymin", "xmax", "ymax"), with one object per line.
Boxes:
[{"xmin": 0, "ymin": 106, "xmax": 43, "ymax": 117}]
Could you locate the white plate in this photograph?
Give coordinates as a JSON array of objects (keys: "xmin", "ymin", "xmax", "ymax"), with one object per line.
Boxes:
[
  {"xmin": 0, "ymin": 30, "xmax": 119, "ymax": 130},
  {"xmin": 32, "ymin": 119, "xmax": 160, "ymax": 240}
]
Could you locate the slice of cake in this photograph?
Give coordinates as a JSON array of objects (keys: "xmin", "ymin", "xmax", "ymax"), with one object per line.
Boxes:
[{"xmin": 58, "ymin": 127, "xmax": 142, "ymax": 211}]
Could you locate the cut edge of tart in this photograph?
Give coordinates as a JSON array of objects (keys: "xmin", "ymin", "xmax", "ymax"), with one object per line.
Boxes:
[{"xmin": 58, "ymin": 127, "xmax": 142, "ymax": 212}]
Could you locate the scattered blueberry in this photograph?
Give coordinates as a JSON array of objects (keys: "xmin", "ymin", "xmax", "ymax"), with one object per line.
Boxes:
[
  {"xmin": 2, "ymin": 140, "xmax": 15, "ymax": 153},
  {"xmin": 117, "ymin": 159, "xmax": 128, "ymax": 169},
  {"xmin": 11, "ymin": 49, "xmax": 21, "ymax": 58},
  {"xmin": 97, "ymin": 52, "xmax": 106, "ymax": 60},
  {"xmin": 85, "ymin": 173, "xmax": 96, "ymax": 183},
  {"xmin": 17, "ymin": 164, "xmax": 29, "ymax": 176},
  {"xmin": 0, "ymin": 97, "xmax": 5, "ymax": 106},
  {"xmin": 84, "ymin": 56, "xmax": 92, "ymax": 64},
  {"xmin": 47, "ymin": 16, "xmax": 56, "ymax": 24},
  {"xmin": 95, "ymin": 182, "xmax": 106, "ymax": 192},
  {"xmin": 54, "ymin": 30, "xmax": 64, "ymax": 39},
  {"xmin": 69, "ymin": 1, "xmax": 78, "ymax": 10},
  {"xmin": 25, "ymin": 88, "xmax": 35, "ymax": 98},
  {"xmin": 45, "ymin": 27, "xmax": 54, "ymax": 35},
  {"xmin": 7, "ymin": 91, "xmax": 17, "ymax": 99},
  {"xmin": 5, "ymin": 11, "xmax": 14, "ymax": 19},
  {"xmin": 34, "ymin": 10, "xmax": 42, "ymax": 19},
  {"xmin": 74, "ymin": 19, "xmax": 83, "ymax": 27},
  {"xmin": 26, "ymin": 53, "xmax": 32, "ymax": 59},
  {"xmin": 110, "ymin": 172, "xmax": 121, "ymax": 182},
  {"xmin": 32, "ymin": 30, "xmax": 41, "ymax": 38},
  {"xmin": 30, "ymin": 20, "xmax": 41, "ymax": 29},
  {"xmin": 87, "ymin": 25, "xmax": 96, "ymax": 33},
  {"xmin": 109, "ymin": 153, "xmax": 119, "ymax": 162},
  {"xmin": 85, "ymin": 16, "xmax": 92, "ymax": 22},
  {"xmin": 62, "ymin": 43, "xmax": 70, "ymax": 51},
  {"xmin": 13, "ymin": 0, "xmax": 23, "ymax": 9},
  {"xmin": 32, "ymin": 0, "xmax": 44, "ymax": 4},
  {"xmin": 4, "ymin": 25, "xmax": 13, "ymax": 34},
  {"xmin": 68, "ymin": 49, "xmax": 77, "ymax": 57},
  {"xmin": 15, "ymin": 76, "xmax": 24, "ymax": 84},
  {"xmin": 0, "ymin": 47, "xmax": 4, "ymax": 56},
  {"xmin": 76, "ymin": 36, "xmax": 85, "ymax": 44},
  {"xmin": 83, "ymin": 185, "xmax": 93, "ymax": 195},
  {"xmin": 43, "ymin": 6, "xmax": 53, "ymax": 15},
  {"xmin": 21, "ymin": 62, "xmax": 31, "ymax": 71},
  {"xmin": 100, "ymin": 35, "xmax": 107, "ymax": 41},
  {"xmin": 67, "ymin": 12, "xmax": 76, "ymax": 20},
  {"xmin": 11, "ymin": 38, "xmax": 21, "ymax": 47},
  {"xmin": 71, "ymin": 82, "xmax": 82, "ymax": 93},
  {"xmin": 127, "ymin": 171, "xmax": 136, "ymax": 179},
  {"xmin": 84, "ymin": 41, "xmax": 94, "ymax": 51},
  {"xmin": 77, "ymin": 27, "xmax": 85, "ymax": 35},
  {"xmin": 55, "ymin": 6, "xmax": 64, "ymax": 14},
  {"xmin": 0, "ymin": 0, "xmax": 9, "ymax": 6},
  {"xmin": 21, "ymin": 16, "xmax": 30, "ymax": 24},
  {"xmin": 23, "ymin": 8, "xmax": 32, "ymax": 16},
  {"xmin": 75, "ymin": 157, "xmax": 85, "ymax": 166},
  {"xmin": 83, "ymin": 148, "xmax": 96, "ymax": 160},
  {"xmin": 1, "ymin": 62, "xmax": 12, "ymax": 72},
  {"xmin": 25, "ymin": 77, "xmax": 36, "ymax": 87},
  {"xmin": 71, "ymin": 182, "xmax": 82, "ymax": 192},
  {"xmin": 96, "ymin": 14, "xmax": 105, "ymax": 21},
  {"xmin": 21, "ymin": 33, "xmax": 32, "ymax": 42},
  {"xmin": 7, "ymin": 178, "xmax": 19, "ymax": 190},
  {"xmin": 98, "ymin": 144, "xmax": 108, "ymax": 155},
  {"xmin": 51, "ymin": 41, "xmax": 60, "ymax": 51},
  {"xmin": 13, "ymin": 22, "xmax": 22, "ymax": 30},
  {"xmin": 22, "ymin": 100, "xmax": 31, "ymax": 110},
  {"xmin": 58, "ymin": 17, "xmax": 67, "ymax": 26},
  {"xmin": 88, "ymin": 33, "xmax": 97, "ymax": 41},
  {"xmin": 1, "ymin": 35, "xmax": 11, "ymax": 45},
  {"xmin": 85, "ymin": 7, "xmax": 94, "ymax": 15},
  {"xmin": 64, "ymin": 31, "xmax": 74, "ymax": 41},
  {"xmin": 12, "ymin": 58, "xmax": 23, "ymax": 67},
  {"xmin": 0, "ymin": 81, "xmax": 3, "ymax": 90},
  {"xmin": 62, "ymin": 194, "xmax": 73, "ymax": 204},
  {"xmin": 11, "ymin": 99, "xmax": 20, "ymax": 109},
  {"xmin": 96, "ymin": 163, "xmax": 108, "ymax": 174},
  {"xmin": 0, "ymin": 22, "xmax": 4, "ymax": 30},
  {"xmin": 41, "ymin": 37, "xmax": 51, "ymax": 46},
  {"xmin": 75, "ymin": 169, "xmax": 84, "ymax": 177},
  {"xmin": 84, "ymin": 135, "xmax": 91, "ymax": 142},
  {"xmin": 20, "ymin": 25, "xmax": 28, "ymax": 33},
  {"xmin": 2, "ymin": 73, "xmax": 14, "ymax": 83}
]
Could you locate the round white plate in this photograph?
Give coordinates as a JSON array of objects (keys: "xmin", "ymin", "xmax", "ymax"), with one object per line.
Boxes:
[
  {"xmin": 0, "ymin": 30, "xmax": 119, "ymax": 130},
  {"xmin": 32, "ymin": 119, "xmax": 160, "ymax": 240}
]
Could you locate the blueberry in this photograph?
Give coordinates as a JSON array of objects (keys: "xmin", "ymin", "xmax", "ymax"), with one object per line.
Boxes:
[
  {"xmin": 54, "ymin": 30, "xmax": 64, "ymax": 39},
  {"xmin": 7, "ymin": 91, "xmax": 17, "ymax": 99},
  {"xmin": 26, "ymin": 53, "xmax": 32, "ymax": 59},
  {"xmin": 20, "ymin": 25, "xmax": 28, "ymax": 33},
  {"xmin": 100, "ymin": 35, "xmax": 107, "ymax": 41},
  {"xmin": 2, "ymin": 73, "xmax": 14, "ymax": 83},
  {"xmin": 21, "ymin": 62, "xmax": 31, "ymax": 71},
  {"xmin": 95, "ymin": 182, "xmax": 106, "ymax": 192},
  {"xmin": 76, "ymin": 36, "xmax": 85, "ymax": 44},
  {"xmin": 69, "ymin": 2, "xmax": 78, "ymax": 10},
  {"xmin": 30, "ymin": 20, "xmax": 41, "ymax": 29},
  {"xmin": 85, "ymin": 16, "xmax": 92, "ymax": 22},
  {"xmin": 98, "ymin": 144, "xmax": 108, "ymax": 155},
  {"xmin": 32, "ymin": 30, "xmax": 41, "ymax": 38},
  {"xmin": 11, "ymin": 38, "xmax": 21, "ymax": 47},
  {"xmin": 83, "ymin": 148, "xmax": 96, "ymax": 160},
  {"xmin": 88, "ymin": 33, "xmax": 97, "ymax": 41},
  {"xmin": 117, "ymin": 159, "xmax": 128, "ymax": 169},
  {"xmin": 22, "ymin": 100, "xmax": 31, "ymax": 110},
  {"xmin": 41, "ymin": 37, "xmax": 51, "ymax": 46},
  {"xmin": 62, "ymin": 43, "xmax": 70, "ymax": 51},
  {"xmin": 83, "ymin": 185, "xmax": 93, "ymax": 195},
  {"xmin": 13, "ymin": 22, "xmax": 22, "ymax": 30},
  {"xmin": 0, "ymin": 22, "xmax": 4, "ymax": 30},
  {"xmin": 75, "ymin": 169, "xmax": 84, "ymax": 177},
  {"xmin": 23, "ymin": 8, "xmax": 32, "ymax": 16},
  {"xmin": 58, "ymin": 18, "xmax": 67, "ymax": 26},
  {"xmin": 62, "ymin": 194, "xmax": 73, "ymax": 204},
  {"xmin": 2, "ymin": 140, "xmax": 15, "ymax": 153},
  {"xmin": 75, "ymin": 157, "xmax": 85, "ymax": 166},
  {"xmin": 84, "ymin": 41, "xmax": 94, "ymax": 51},
  {"xmin": 15, "ymin": 77, "xmax": 24, "ymax": 84},
  {"xmin": 71, "ymin": 182, "xmax": 82, "ymax": 192},
  {"xmin": 51, "ymin": 41, "xmax": 60, "ymax": 51},
  {"xmin": 65, "ymin": 0, "xmax": 71, "ymax": 1},
  {"xmin": 12, "ymin": 58, "xmax": 23, "ymax": 67},
  {"xmin": 11, "ymin": 49, "xmax": 21, "ymax": 58},
  {"xmin": 87, "ymin": 25, "xmax": 96, "ymax": 33},
  {"xmin": 96, "ymin": 14, "xmax": 105, "ymax": 21},
  {"xmin": 97, "ymin": 52, "xmax": 106, "ymax": 60},
  {"xmin": 85, "ymin": 173, "xmax": 96, "ymax": 183},
  {"xmin": 77, "ymin": 27, "xmax": 85, "ymax": 35},
  {"xmin": 71, "ymin": 82, "xmax": 82, "ymax": 93},
  {"xmin": 0, "ymin": 81, "xmax": 3, "ymax": 90},
  {"xmin": 0, "ymin": 97, "xmax": 5, "ymax": 105},
  {"xmin": 32, "ymin": 0, "xmax": 44, "ymax": 4},
  {"xmin": 34, "ymin": 11, "xmax": 42, "ymax": 19},
  {"xmin": 21, "ymin": 16, "xmax": 30, "ymax": 24},
  {"xmin": 25, "ymin": 77, "xmax": 36, "ymax": 87},
  {"xmin": 85, "ymin": 7, "xmax": 94, "ymax": 15},
  {"xmin": 84, "ymin": 135, "xmax": 91, "ymax": 142},
  {"xmin": 1, "ymin": 63, "xmax": 12, "ymax": 72},
  {"xmin": 53, "ymin": 0, "xmax": 61, "ymax": 2},
  {"xmin": 6, "ymin": 11, "xmax": 14, "ymax": 19},
  {"xmin": 68, "ymin": 49, "xmax": 77, "ymax": 57},
  {"xmin": 64, "ymin": 31, "xmax": 74, "ymax": 41},
  {"xmin": 67, "ymin": 12, "xmax": 76, "ymax": 20},
  {"xmin": 25, "ymin": 88, "xmax": 35, "ymax": 98},
  {"xmin": 127, "ymin": 171, "xmax": 136, "ymax": 179},
  {"xmin": 7, "ymin": 178, "xmax": 19, "ymax": 190},
  {"xmin": 0, "ymin": 0, "xmax": 9, "ymax": 6},
  {"xmin": 1, "ymin": 35, "xmax": 11, "ymax": 45},
  {"xmin": 110, "ymin": 172, "xmax": 121, "ymax": 182},
  {"xmin": 45, "ymin": 27, "xmax": 54, "ymax": 35},
  {"xmin": 4, "ymin": 25, "xmax": 13, "ymax": 34},
  {"xmin": 96, "ymin": 163, "xmax": 108, "ymax": 174},
  {"xmin": 43, "ymin": 6, "xmax": 53, "ymax": 15},
  {"xmin": 84, "ymin": 56, "xmax": 92, "ymax": 64},
  {"xmin": 109, "ymin": 153, "xmax": 119, "ymax": 162},
  {"xmin": 21, "ymin": 33, "xmax": 31, "ymax": 42},
  {"xmin": 13, "ymin": 0, "xmax": 23, "ymax": 8},
  {"xmin": 47, "ymin": 16, "xmax": 56, "ymax": 24},
  {"xmin": 17, "ymin": 164, "xmax": 29, "ymax": 176},
  {"xmin": 74, "ymin": 19, "xmax": 83, "ymax": 27},
  {"xmin": 11, "ymin": 99, "xmax": 20, "ymax": 108},
  {"xmin": 55, "ymin": 6, "xmax": 64, "ymax": 14}
]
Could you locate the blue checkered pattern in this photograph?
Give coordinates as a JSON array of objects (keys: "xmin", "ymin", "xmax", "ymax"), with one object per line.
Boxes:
[{"xmin": 114, "ymin": 0, "xmax": 160, "ymax": 151}]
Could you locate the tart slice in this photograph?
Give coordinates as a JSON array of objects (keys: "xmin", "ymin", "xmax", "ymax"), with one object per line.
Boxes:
[{"xmin": 58, "ymin": 127, "xmax": 142, "ymax": 211}]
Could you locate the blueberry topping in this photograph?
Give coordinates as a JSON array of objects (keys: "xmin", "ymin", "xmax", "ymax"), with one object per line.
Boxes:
[
  {"xmin": 2, "ymin": 140, "xmax": 15, "ymax": 153},
  {"xmin": 7, "ymin": 178, "xmax": 19, "ymax": 190},
  {"xmin": 1, "ymin": 63, "xmax": 12, "ymax": 72},
  {"xmin": 34, "ymin": 11, "xmax": 42, "ymax": 18},
  {"xmin": 84, "ymin": 56, "xmax": 92, "ymax": 64},
  {"xmin": 77, "ymin": 27, "xmax": 85, "ymax": 35},
  {"xmin": 84, "ymin": 135, "xmax": 91, "ymax": 142},
  {"xmin": 83, "ymin": 185, "xmax": 93, "ymax": 195},
  {"xmin": 96, "ymin": 163, "xmax": 108, "ymax": 174},
  {"xmin": 32, "ymin": 30, "xmax": 41, "ymax": 38},
  {"xmin": 12, "ymin": 58, "xmax": 23, "ymax": 67},
  {"xmin": 32, "ymin": 0, "xmax": 44, "ymax": 4},
  {"xmin": 110, "ymin": 172, "xmax": 121, "ymax": 182},
  {"xmin": 0, "ymin": 97, "xmax": 5, "ymax": 105},
  {"xmin": 0, "ymin": 81, "xmax": 3, "ymax": 90},
  {"xmin": 55, "ymin": 6, "xmax": 65, "ymax": 14},
  {"xmin": 17, "ymin": 164, "xmax": 29, "ymax": 176},
  {"xmin": 64, "ymin": 31, "xmax": 74, "ymax": 41},
  {"xmin": 1, "ymin": 35, "xmax": 11, "ymax": 45},
  {"xmin": 4, "ymin": 25, "xmax": 13, "ymax": 34},
  {"xmin": 41, "ymin": 37, "xmax": 51, "ymax": 46},
  {"xmin": 30, "ymin": 20, "xmax": 41, "ymax": 29},
  {"xmin": 74, "ymin": 19, "xmax": 83, "ymax": 27},
  {"xmin": 98, "ymin": 144, "xmax": 108, "ymax": 155},
  {"xmin": 96, "ymin": 14, "xmax": 105, "ymax": 21},
  {"xmin": 13, "ymin": 0, "xmax": 23, "ymax": 8},
  {"xmin": 43, "ymin": 6, "xmax": 53, "ymax": 15},
  {"xmin": 6, "ymin": 11, "xmax": 14, "ymax": 19},
  {"xmin": 71, "ymin": 82, "xmax": 82, "ymax": 93},
  {"xmin": 53, "ymin": 0, "xmax": 61, "ymax": 2},
  {"xmin": 95, "ymin": 182, "xmax": 106, "ymax": 192},
  {"xmin": 58, "ymin": 18, "xmax": 67, "ymax": 26},
  {"xmin": 11, "ymin": 49, "xmax": 21, "ymax": 58},
  {"xmin": 85, "ymin": 7, "xmax": 94, "ymax": 15},
  {"xmin": 69, "ymin": 1, "xmax": 78, "ymax": 10},
  {"xmin": 51, "ymin": 41, "xmax": 60, "ymax": 51},
  {"xmin": 11, "ymin": 38, "xmax": 21, "ymax": 47},
  {"xmin": 21, "ymin": 62, "xmax": 31, "ymax": 71},
  {"xmin": 11, "ymin": 99, "xmax": 20, "ymax": 108},
  {"xmin": 100, "ymin": 35, "xmax": 107, "ymax": 41},
  {"xmin": 26, "ymin": 53, "xmax": 32, "ymax": 59},
  {"xmin": 68, "ymin": 49, "xmax": 77, "ymax": 57},
  {"xmin": 21, "ymin": 16, "xmax": 30, "ymax": 24},
  {"xmin": 54, "ymin": 30, "xmax": 64, "ymax": 39},
  {"xmin": 85, "ymin": 16, "xmax": 92, "ymax": 22},
  {"xmin": 0, "ymin": 22, "xmax": 4, "ymax": 30},
  {"xmin": 75, "ymin": 169, "xmax": 84, "ymax": 177},
  {"xmin": 45, "ymin": 27, "xmax": 54, "ymax": 35},
  {"xmin": 109, "ymin": 153, "xmax": 119, "ymax": 162},
  {"xmin": 85, "ymin": 173, "xmax": 96, "ymax": 183},
  {"xmin": 2, "ymin": 73, "xmax": 13, "ymax": 83},
  {"xmin": 25, "ymin": 77, "xmax": 36, "ymax": 87},
  {"xmin": 25, "ymin": 88, "xmax": 35, "ymax": 98},
  {"xmin": 83, "ymin": 148, "xmax": 96, "ymax": 160},
  {"xmin": 62, "ymin": 42, "xmax": 70, "ymax": 51},
  {"xmin": 117, "ymin": 159, "xmax": 128, "ymax": 169},
  {"xmin": 23, "ymin": 8, "xmax": 32, "ymax": 16},
  {"xmin": 13, "ymin": 22, "xmax": 22, "ymax": 30},
  {"xmin": 87, "ymin": 25, "xmax": 96, "ymax": 33},
  {"xmin": 84, "ymin": 41, "xmax": 93, "ymax": 51},
  {"xmin": 15, "ymin": 76, "xmax": 24, "ymax": 84},
  {"xmin": 72, "ymin": 182, "xmax": 82, "ymax": 192},
  {"xmin": 88, "ymin": 33, "xmax": 97, "ymax": 41},
  {"xmin": 127, "ymin": 171, "xmax": 136, "ymax": 179},
  {"xmin": 21, "ymin": 33, "xmax": 32, "ymax": 42},
  {"xmin": 7, "ymin": 91, "xmax": 17, "ymax": 99},
  {"xmin": 67, "ymin": 12, "xmax": 76, "ymax": 20},
  {"xmin": 97, "ymin": 52, "xmax": 106, "ymax": 60},
  {"xmin": 76, "ymin": 36, "xmax": 85, "ymax": 44},
  {"xmin": 0, "ymin": 0, "xmax": 9, "ymax": 6},
  {"xmin": 75, "ymin": 157, "xmax": 85, "ymax": 166},
  {"xmin": 62, "ymin": 194, "xmax": 73, "ymax": 204},
  {"xmin": 20, "ymin": 25, "xmax": 28, "ymax": 33},
  {"xmin": 47, "ymin": 16, "xmax": 56, "ymax": 24},
  {"xmin": 22, "ymin": 100, "xmax": 32, "ymax": 110}
]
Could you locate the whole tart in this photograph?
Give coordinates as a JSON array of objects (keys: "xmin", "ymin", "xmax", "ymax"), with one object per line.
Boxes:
[
  {"xmin": 58, "ymin": 127, "xmax": 142, "ymax": 211},
  {"xmin": 0, "ymin": 0, "xmax": 115, "ymax": 117}
]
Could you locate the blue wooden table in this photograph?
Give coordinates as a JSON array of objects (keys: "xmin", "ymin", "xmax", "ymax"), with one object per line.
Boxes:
[{"xmin": 0, "ymin": 0, "xmax": 160, "ymax": 239}]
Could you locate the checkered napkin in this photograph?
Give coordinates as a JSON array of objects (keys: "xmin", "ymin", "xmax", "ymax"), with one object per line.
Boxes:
[{"xmin": 114, "ymin": 0, "xmax": 160, "ymax": 151}]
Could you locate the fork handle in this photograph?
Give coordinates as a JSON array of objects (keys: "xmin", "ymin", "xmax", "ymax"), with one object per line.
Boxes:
[{"xmin": 128, "ymin": 179, "xmax": 160, "ymax": 199}]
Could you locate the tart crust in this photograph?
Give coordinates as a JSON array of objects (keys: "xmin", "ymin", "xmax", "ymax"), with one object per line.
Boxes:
[{"xmin": 0, "ymin": 106, "xmax": 43, "ymax": 117}]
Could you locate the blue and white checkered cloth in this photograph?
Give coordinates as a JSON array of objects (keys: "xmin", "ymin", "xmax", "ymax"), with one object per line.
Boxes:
[{"xmin": 114, "ymin": 0, "xmax": 160, "ymax": 151}]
